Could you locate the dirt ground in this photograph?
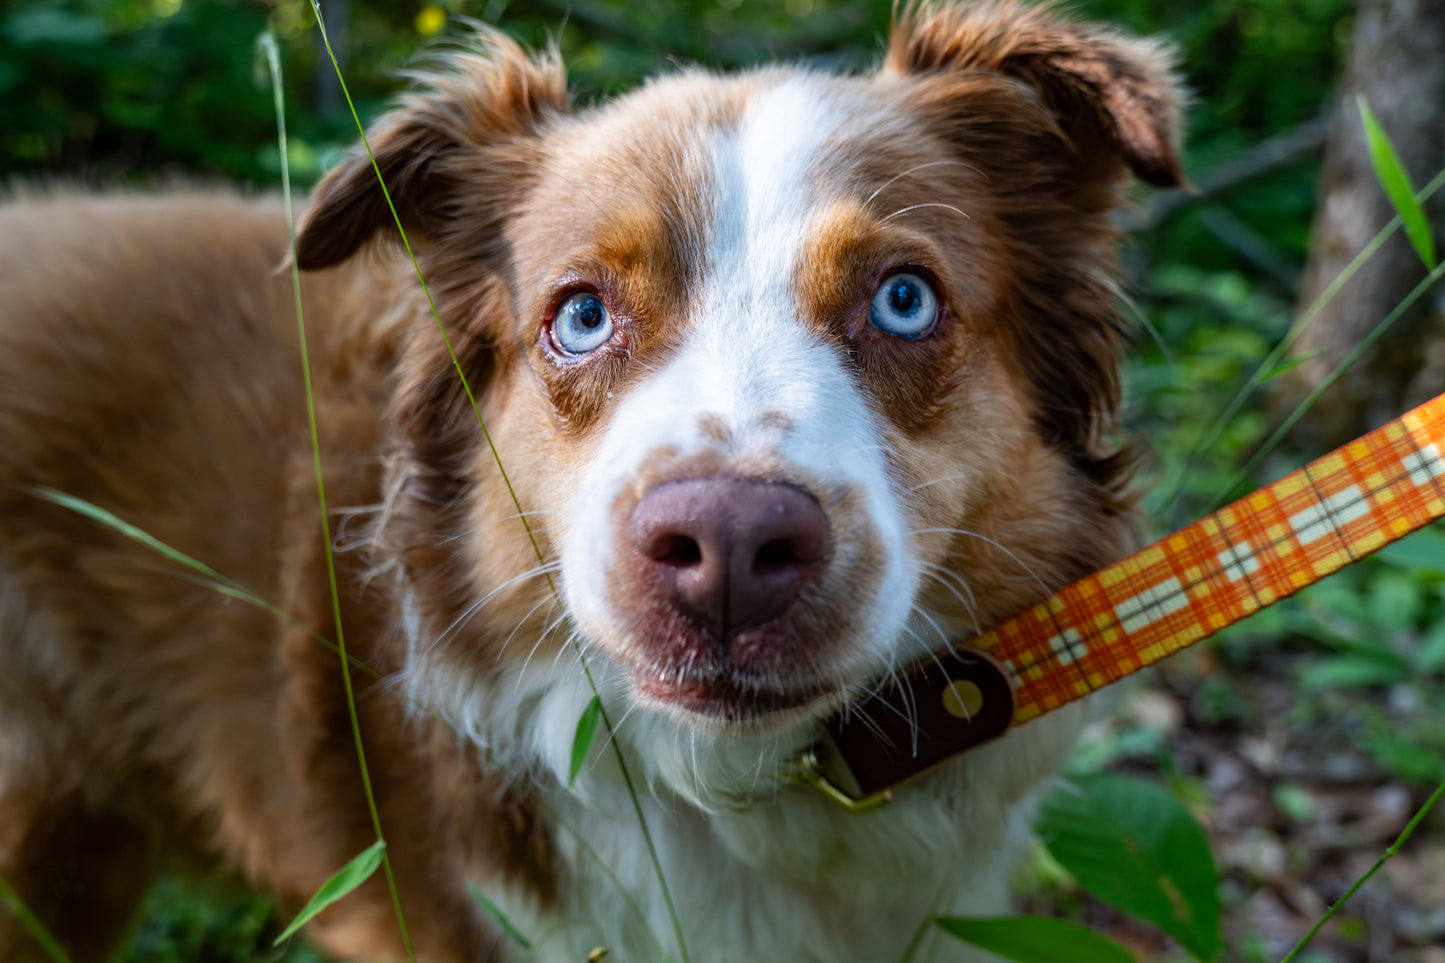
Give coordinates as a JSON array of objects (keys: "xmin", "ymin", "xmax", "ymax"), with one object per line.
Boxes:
[{"xmin": 1048, "ymin": 645, "xmax": 1445, "ymax": 963}]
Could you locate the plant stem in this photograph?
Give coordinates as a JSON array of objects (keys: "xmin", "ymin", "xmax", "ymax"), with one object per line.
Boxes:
[
  {"xmin": 264, "ymin": 30, "xmax": 415, "ymax": 960},
  {"xmin": 0, "ymin": 872, "xmax": 73, "ymax": 963},
  {"xmin": 1278, "ymin": 776, "xmax": 1445, "ymax": 962},
  {"xmin": 304, "ymin": 11, "xmax": 692, "ymax": 960}
]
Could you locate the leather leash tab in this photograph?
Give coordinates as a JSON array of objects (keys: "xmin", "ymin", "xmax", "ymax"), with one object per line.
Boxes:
[{"xmin": 802, "ymin": 651, "xmax": 1014, "ymax": 807}]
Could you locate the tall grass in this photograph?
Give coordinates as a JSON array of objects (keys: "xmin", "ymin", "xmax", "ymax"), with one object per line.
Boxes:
[{"xmin": 2, "ymin": 11, "xmax": 1442, "ymax": 963}]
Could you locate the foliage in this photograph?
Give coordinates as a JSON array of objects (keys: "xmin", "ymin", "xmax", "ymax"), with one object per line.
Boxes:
[
  {"xmin": 3, "ymin": 0, "xmax": 1442, "ymax": 961},
  {"xmin": 113, "ymin": 880, "xmax": 324, "ymax": 963},
  {"xmin": 1038, "ymin": 775, "xmax": 1222, "ymax": 961}
]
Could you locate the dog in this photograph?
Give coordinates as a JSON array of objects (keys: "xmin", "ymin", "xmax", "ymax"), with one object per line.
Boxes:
[{"xmin": 0, "ymin": 2, "xmax": 1182, "ymax": 960}]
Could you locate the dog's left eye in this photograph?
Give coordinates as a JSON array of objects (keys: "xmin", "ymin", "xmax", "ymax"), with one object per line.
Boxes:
[
  {"xmin": 868, "ymin": 272, "xmax": 938, "ymax": 339},
  {"xmin": 552, "ymin": 292, "xmax": 615, "ymax": 355}
]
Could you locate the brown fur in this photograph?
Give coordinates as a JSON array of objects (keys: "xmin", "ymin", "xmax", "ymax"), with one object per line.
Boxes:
[{"xmin": 0, "ymin": 3, "xmax": 1181, "ymax": 961}]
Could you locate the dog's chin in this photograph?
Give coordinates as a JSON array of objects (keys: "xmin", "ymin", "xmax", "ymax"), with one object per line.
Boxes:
[{"xmin": 626, "ymin": 662, "xmax": 847, "ymax": 737}]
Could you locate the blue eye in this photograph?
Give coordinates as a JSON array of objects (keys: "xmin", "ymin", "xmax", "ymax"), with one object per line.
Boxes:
[
  {"xmin": 552, "ymin": 292, "xmax": 614, "ymax": 355},
  {"xmin": 868, "ymin": 272, "xmax": 938, "ymax": 339}
]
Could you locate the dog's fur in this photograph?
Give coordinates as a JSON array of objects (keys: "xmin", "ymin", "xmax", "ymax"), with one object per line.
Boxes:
[{"xmin": 0, "ymin": 3, "xmax": 1182, "ymax": 961}]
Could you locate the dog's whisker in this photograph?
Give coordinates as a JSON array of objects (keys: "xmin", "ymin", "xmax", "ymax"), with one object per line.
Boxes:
[
  {"xmin": 420, "ymin": 560, "xmax": 562, "ymax": 660},
  {"xmin": 862, "ymin": 159, "xmax": 983, "ymax": 210},
  {"xmin": 909, "ymin": 526, "xmax": 1052, "ymax": 596},
  {"xmin": 880, "ymin": 201, "xmax": 972, "ymax": 224}
]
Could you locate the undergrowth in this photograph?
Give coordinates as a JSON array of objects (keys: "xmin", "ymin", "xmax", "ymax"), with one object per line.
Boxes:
[{"xmin": 1, "ymin": 1, "xmax": 1443, "ymax": 962}]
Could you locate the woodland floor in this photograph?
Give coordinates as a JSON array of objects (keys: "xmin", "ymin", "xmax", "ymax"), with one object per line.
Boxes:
[{"xmin": 1037, "ymin": 645, "xmax": 1445, "ymax": 963}]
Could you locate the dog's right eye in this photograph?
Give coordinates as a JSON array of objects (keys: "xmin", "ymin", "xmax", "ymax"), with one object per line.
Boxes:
[{"xmin": 552, "ymin": 292, "xmax": 615, "ymax": 355}]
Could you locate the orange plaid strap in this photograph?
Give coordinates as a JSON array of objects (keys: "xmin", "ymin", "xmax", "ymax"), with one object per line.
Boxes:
[
  {"xmin": 984, "ymin": 392, "xmax": 1445, "ymax": 723},
  {"xmin": 806, "ymin": 393, "xmax": 1445, "ymax": 809}
]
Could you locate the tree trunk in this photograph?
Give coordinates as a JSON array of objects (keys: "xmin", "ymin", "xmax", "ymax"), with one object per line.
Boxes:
[{"xmin": 1286, "ymin": 0, "xmax": 1445, "ymax": 450}]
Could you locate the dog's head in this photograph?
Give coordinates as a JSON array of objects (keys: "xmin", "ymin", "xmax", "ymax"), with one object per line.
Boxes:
[{"xmin": 297, "ymin": 1, "xmax": 1181, "ymax": 787}]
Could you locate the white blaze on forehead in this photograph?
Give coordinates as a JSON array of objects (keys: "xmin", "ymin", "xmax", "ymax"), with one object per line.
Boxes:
[
  {"xmin": 685, "ymin": 76, "xmax": 854, "ymax": 441},
  {"xmin": 713, "ymin": 77, "xmax": 839, "ymax": 283}
]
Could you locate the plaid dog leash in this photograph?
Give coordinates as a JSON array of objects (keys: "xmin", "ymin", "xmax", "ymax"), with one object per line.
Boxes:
[{"xmin": 804, "ymin": 392, "xmax": 1445, "ymax": 811}]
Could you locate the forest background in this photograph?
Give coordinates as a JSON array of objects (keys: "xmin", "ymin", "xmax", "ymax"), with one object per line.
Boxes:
[{"xmin": 2, "ymin": 0, "xmax": 1443, "ymax": 960}]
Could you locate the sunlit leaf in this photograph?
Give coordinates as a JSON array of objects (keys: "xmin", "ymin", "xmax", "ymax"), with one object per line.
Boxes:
[
  {"xmin": 273, "ymin": 841, "xmax": 386, "ymax": 946},
  {"xmin": 1359, "ymin": 97, "xmax": 1438, "ymax": 270},
  {"xmin": 570, "ymin": 696, "xmax": 604, "ymax": 786},
  {"xmin": 936, "ymin": 916, "xmax": 1134, "ymax": 963},
  {"xmin": 1038, "ymin": 775, "xmax": 1222, "ymax": 961}
]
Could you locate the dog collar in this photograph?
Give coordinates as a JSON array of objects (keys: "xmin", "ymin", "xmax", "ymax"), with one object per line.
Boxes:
[{"xmin": 803, "ymin": 392, "xmax": 1445, "ymax": 812}]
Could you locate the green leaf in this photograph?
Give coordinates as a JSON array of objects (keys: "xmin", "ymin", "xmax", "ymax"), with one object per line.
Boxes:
[
  {"xmin": 273, "ymin": 841, "xmax": 386, "ymax": 946},
  {"xmin": 1038, "ymin": 774, "xmax": 1222, "ymax": 961},
  {"xmin": 569, "ymin": 696, "xmax": 604, "ymax": 786},
  {"xmin": 935, "ymin": 916, "xmax": 1134, "ymax": 963},
  {"xmin": 1260, "ymin": 353, "xmax": 1317, "ymax": 382},
  {"xmin": 1298, "ymin": 654, "xmax": 1410, "ymax": 690},
  {"xmin": 1376, "ymin": 525, "xmax": 1445, "ymax": 578},
  {"xmin": 1420, "ymin": 619, "xmax": 1445, "ymax": 672},
  {"xmin": 1359, "ymin": 97, "xmax": 1438, "ymax": 270},
  {"xmin": 1365, "ymin": 572, "xmax": 1423, "ymax": 632},
  {"xmin": 469, "ymin": 886, "xmax": 532, "ymax": 950}
]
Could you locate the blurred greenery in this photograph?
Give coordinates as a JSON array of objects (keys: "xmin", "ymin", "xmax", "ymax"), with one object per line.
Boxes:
[{"xmin": 3, "ymin": 0, "xmax": 1442, "ymax": 960}]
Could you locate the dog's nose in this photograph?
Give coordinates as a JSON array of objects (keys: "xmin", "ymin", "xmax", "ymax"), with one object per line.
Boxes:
[{"xmin": 629, "ymin": 477, "xmax": 830, "ymax": 638}]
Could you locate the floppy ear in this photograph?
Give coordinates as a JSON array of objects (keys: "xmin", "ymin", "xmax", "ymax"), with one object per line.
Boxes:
[
  {"xmin": 884, "ymin": 2, "xmax": 1184, "ymax": 489},
  {"xmin": 295, "ymin": 31, "xmax": 569, "ymax": 271},
  {"xmin": 886, "ymin": 0, "xmax": 1184, "ymax": 189}
]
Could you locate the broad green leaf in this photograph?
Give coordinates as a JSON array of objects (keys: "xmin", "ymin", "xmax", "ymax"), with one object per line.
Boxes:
[
  {"xmin": 469, "ymin": 886, "xmax": 532, "ymax": 949},
  {"xmin": 273, "ymin": 841, "xmax": 386, "ymax": 946},
  {"xmin": 569, "ymin": 696, "xmax": 604, "ymax": 786},
  {"xmin": 1038, "ymin": 774, "xmax": 1222, "ymax": 961},
  {"xmin": 1420, "ymin": 620, "xmax": 1445, "ymax": 672},
  {"xmin": 1365, "ymin": 572, "xmax": 1423, "ymax": 632},
  {"xmin": 935, "ymin": 916, "xmax": 1134, "ymax": 963},
  {"xmin": 1376, "ymin": 525, "xmax": 1445, "ymax": 578},
  {"xmin": 1298, "ymin": 654, "xmax": 1410, "ymax": 691},
  {"xmin": 1359, "ymin": 97, "xmax": 1438, "ymax": 270}
]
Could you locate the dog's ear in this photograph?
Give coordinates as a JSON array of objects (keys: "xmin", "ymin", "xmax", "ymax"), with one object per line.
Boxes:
[
  {"xmin": 886, "ymin": 0, "xmax": 1183, "ymax": 189},
  {"xmin": 885, "ymin": 3, "xmax": 1183, "ymax": 491},
  {"xmin": 296, "ymin": 32, "xmax": 568, "ymax": 270}
]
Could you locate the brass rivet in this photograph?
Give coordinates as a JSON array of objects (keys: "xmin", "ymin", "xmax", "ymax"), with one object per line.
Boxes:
[{"xmin": 942, "ymin": 679, "xmax": 984, "ymax": 720}]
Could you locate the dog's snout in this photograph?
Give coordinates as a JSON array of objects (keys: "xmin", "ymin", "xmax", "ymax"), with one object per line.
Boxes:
[{"xmin": 629, "ymin": 477, "xmax": 830, "ymax": 638}]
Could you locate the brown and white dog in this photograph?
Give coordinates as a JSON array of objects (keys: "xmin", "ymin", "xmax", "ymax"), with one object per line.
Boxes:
[{"xmin": 0, "ymin": 3, "xmax": 1181, "ymax": 961}]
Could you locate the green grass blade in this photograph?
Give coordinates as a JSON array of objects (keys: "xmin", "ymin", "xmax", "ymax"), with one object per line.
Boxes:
[
  {"xmin": 304, "ymin": 8, "xmax": 691, "ymax": 959},
  {"xmin": 30, "ymin": 487, "xmax": 242, "ymax": 593},
  {"xmin": 273, "ymin": 841, "xmax": 387, "ymax": 946},
  {"xmin": 29, "ymin": 485, "xmax": 382, "ymax": 681},
  {"xmin": 935, "ymin": 917, "xmax": 1135, "ymax": 963},
  {"xmin": 1279, "ymin": 776, "xmax": 1445, "ymax": 962},
  {"xmin": 263, "ymin": 28, "xmax": 415, "ymax": 960},
  {"xmin": 1209, "ymin": 257, "xmax": 1445, "ymax": 508},
  {"xmin": 1359, "ymin": 97, "xmax": 1437, "ymax": 270},
  {"xmin": 468, "ymin": 886, "xmax": 533, "ymax": 950},
  {"xmin": 1158, "ymin": 165, "xmax": 1445, "ymax": 521},
  {"xmin": 0, "ymin": 871, "xmax": 74, "ymax": 963},
  {"xmin": 570, "ymin": 695, "xmax": 604, "ymax": 786}
]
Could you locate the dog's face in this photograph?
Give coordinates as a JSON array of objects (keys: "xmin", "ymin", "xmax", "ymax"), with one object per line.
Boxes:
[{"xmin": 296, "ymin": 3, "xmax": 1180, "ymax": 766}]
